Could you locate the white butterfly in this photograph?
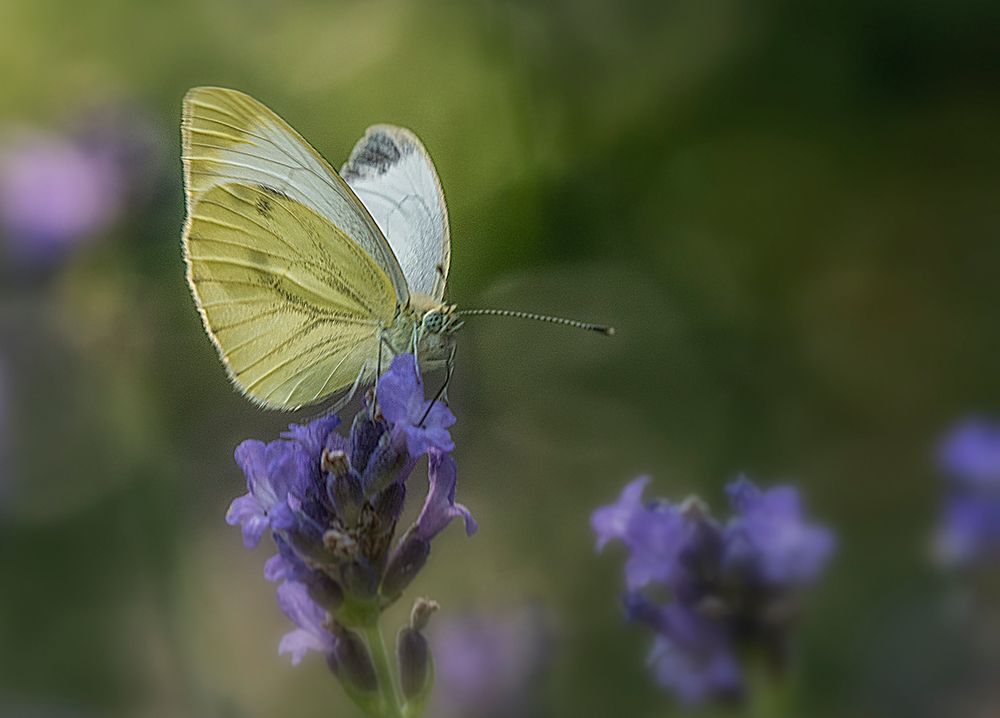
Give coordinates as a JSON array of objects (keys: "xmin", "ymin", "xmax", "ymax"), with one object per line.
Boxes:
[{"xmin": 181, "ymin": 87, "xmax": 612, "ymax": 410}]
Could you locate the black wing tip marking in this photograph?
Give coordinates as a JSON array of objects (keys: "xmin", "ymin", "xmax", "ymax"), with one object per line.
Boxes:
[{"xmin": 342, "ymin": 130, "xmax": 405, "ymax": 180}]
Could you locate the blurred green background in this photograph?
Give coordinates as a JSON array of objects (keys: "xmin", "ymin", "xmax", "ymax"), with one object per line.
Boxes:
[{"xmin": 1, "ymin": 0, "xmax": 999, "ymax": 716}]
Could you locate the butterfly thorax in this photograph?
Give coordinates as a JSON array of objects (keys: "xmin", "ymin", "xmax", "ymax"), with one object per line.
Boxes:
[{"xmin": 382, "ymin": 293, "xmax": 460, "ymax": 371}]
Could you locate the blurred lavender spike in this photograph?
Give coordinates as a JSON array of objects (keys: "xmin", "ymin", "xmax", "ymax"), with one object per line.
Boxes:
[
  {"xmin": 935, "ymin": 418, "xmax": 1000, "ymax": 567},
  {"xmin": 593, "ymin": 475, "xmax": 834, "ymax": 705}
]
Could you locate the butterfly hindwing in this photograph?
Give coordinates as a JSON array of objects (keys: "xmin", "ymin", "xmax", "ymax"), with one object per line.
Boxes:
[
  {"xmin": 183, "ymin": 181, "xmax": 397, "ymax": 409},
  {"xmin": 341, "ymin": 125, "xmax": 451, "ymax": 300}
]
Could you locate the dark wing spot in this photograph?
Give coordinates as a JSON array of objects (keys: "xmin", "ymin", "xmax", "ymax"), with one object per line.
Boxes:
[
  {"xmin": 343, "ymin": 131, "xmax": 402, "ymax": 179},
  {"xmin": 255, "ymin": 196, "xmax": 272, "ymax": 217},
  {"xmin": 256, "ymin": 183, "xmax": 291, "ymax": 200}
]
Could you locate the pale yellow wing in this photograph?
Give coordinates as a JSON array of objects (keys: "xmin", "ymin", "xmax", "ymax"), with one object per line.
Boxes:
[
  {"xmin": 181, "ymin": 86, "xmax": 410, "ymax": 307},
  {"xmin": 183, "ymin": 181, "xmax": 397, "ymax": 410}
]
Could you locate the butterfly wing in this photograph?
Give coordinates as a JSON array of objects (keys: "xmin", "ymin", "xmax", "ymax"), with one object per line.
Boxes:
[
  {"xmin": 181, "ymin": 86, "xmax": 410, "ymax": 307},
  {"xmin": 183, "ymin": 182, "xmax": 397, "ymax": 409},
  {"xmin": 341, "ymin": 125, "xmax": 451, "ymax": 300}
]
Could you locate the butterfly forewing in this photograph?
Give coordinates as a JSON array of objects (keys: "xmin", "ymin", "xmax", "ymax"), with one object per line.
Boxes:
[
  {"xmin": 341, "ymin": 125, "xmax": 451, "ymax": 300},
  {"xmin": 181, "ymin": 86, "xmax": 410, "ymax": 306},
  {"xmin": 184, "ymin": 182, "xmax": 397, "ymax": 409}
]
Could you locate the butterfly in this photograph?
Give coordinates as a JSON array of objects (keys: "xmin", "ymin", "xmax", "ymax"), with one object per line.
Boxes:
[{"xmin": 181, "ymin": 87, "xmax": 612, "ymax": 411}]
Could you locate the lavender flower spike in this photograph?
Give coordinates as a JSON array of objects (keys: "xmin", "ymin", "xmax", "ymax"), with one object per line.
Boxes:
[
  {"xmin": 593, "ymin": 474, "xmax": 835, "ymax": 705},
  {"xmin": 934, "ymin": 418, "xmax": 1000, "ymax": 566},
  {"xmin": 222, "ymin": 354, "xmax": 477, "ymax": 717}
]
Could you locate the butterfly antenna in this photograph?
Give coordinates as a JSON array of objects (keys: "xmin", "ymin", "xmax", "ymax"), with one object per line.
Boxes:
[{"xmin": 457, "ymin": 308, "xmax": 615, "ymax": 336}]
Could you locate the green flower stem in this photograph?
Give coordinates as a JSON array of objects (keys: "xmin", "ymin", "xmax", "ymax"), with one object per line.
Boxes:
[
  {"xmin": 364, "ymin": 621, "xmax": 403, "ymax": 718},
  {"xmin": 746, "ymin": 659, "xmax": 791, "ymax": 718}
]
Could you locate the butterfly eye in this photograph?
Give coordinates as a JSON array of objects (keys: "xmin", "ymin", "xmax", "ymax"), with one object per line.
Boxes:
[{"xmin": 423, "ymin": 311, "xmax": 446, "ymax": 334}]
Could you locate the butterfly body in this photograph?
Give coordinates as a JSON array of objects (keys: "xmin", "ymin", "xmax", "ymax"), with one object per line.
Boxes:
[{"xmin": 382, "ymin": 295, "xmax": 459, "ymax": 374}]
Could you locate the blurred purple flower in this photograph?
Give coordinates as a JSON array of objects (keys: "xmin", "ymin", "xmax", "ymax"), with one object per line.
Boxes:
[
  {"xmin": 377, "ymin": 354, "xmax": 456, "ymax": 456},
  {"xmin": 938, "ymin": 419, "xmax": 1000, "ymax": 488},
  {"xmin": 593, "ymin": 475, "xmax": 834, "ymax": 705},
  {"xmin": 591, "ymin": 475, "xmax": 649, "ymax": 551},
  {"xmin": 644, "ymin": 603, "xmax": 742, "ymax": 705},
  {"xmin": 0, "ymin": 132, "xmax": 123, "ymax": 266},
  {"xmin": 724, "ymin": 477, "xmax": 835, "ymax": 585},
  {"xmin": 431, "ymin": 607, "xmax": 552, "ymax": 718},
  {"xmin": 224, "ymin": 354, "xmax": 474, "ymax": 674},
  {"xmin": 935, "ymin": 419, "xmax": 1000, "ymax": 567},
  {"xmin": 591, "ymin": 476, "xmax": 691, "ymax": 591}
]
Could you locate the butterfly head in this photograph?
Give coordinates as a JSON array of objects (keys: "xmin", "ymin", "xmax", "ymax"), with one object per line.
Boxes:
[{"xmin": 421, "ymin": 304, "xmax": 463, "ymax": 335}]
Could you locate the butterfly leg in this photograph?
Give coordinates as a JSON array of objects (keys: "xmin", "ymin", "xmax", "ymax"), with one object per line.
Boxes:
[
  {"xmin": 441, "ymin": 343, "xmax": 457, "ymax": 404},
  {"xmin": 410, "ymin": 323, "xmax": 422, "ymax": 379},
  {"xmin": 419, "ymin": 344, "xmax": 457, "ymax": 427}
]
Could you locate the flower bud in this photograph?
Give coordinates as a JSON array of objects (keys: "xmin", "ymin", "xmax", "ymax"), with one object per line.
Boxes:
[
  {"xmin": 372, "ymin": 480, "xmax": 406, "ymax": 528},
  {"xmin": 350, "ymin": 410, "xmax": 383, "ymax": 475},
  {"xmin": 329, "ymin": 625, "xmax": 378, "ymax": 695},
  {"xmin": 327, "ymin": 470, "xmax": 364, "ymax": 526},
  {"xmin": 380, "ymin": 532, "xmax": 430, "ymax": 600},
  {"xmin": 362, "ymin": 433, "xmax": 405, "ymax": 495},
  {"xmin": 397, "ymin": 625, "xmax": 431, "ymax": 700},
  {"xmin": 321, "ymin": 448, "xmax": 351, "ymax": 477},
  {"xmin": 409, "ymin": 597, "xmax": 439, "ymax": 632}
]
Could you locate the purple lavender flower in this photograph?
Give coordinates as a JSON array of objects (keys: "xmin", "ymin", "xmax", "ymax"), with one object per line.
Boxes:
[
  {"xmin": 593, "ymin": 475, "xmax": 834, "ymax": 705},
  {"xmin": 0, "ymin": 132, "xmax": 123, "ymax": 266},
  {"xmin": 591, "ymin": 476, "xmax": 690, "ymax": 591},
  {"xmin": 414, "ymin": 451, "xmax": 477, "ymax": 541},
  {"xmin": 430, "ymin": 607, "xmax": 552, "ymax": 718},
  {"xmin": 643, "ymin": 603, "xmax": 742, "ymax": 705},
  {"xmin": 935, "ymin": 419, "xmax": 1000, "ymax": 566},
  {"xmin": 377, "ymin": 354, "xmax": 456, "ymax": 456},
  {"xmin": 224, "ymin": 355, "xmax": 475, "ymax": 714},
  {"xmin": 724, "ymin": 477, "xmax": 835, "ymax": 585},
  {"xmin": 938, "ymin": 420, "xmax": 1000, "ymax": 488},
  {"xmin": 277, "ymin": 581, "xmax": 338, "ymax": 665}
]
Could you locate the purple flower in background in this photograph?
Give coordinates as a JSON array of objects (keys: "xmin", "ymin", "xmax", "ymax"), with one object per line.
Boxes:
[
  {"xmin": 935, "ymin": 419, "xmax": 1000, "ymax": 566},
  {"xmin": 431, "ymin": 607, "xmax": 552, "ymax": 718},
  {"xmin": 642, "ymin": 603, "xmax": 742, "ymax": 705},
  {"xmin": 223, "ymin": 355, "xmax": 475, "ymax": 713},
  {"xmin": 938, "ymin": 420, "xmax": 1000, "ymax": 488},
  {"xmin": 0, "ymin": 105, "xmax": 163, "ymax": 270},
  {"xmin": 593, "ymin": 475, "xmax": 834, "ymax": 705},
  {"xmin": 0, "ymin": 132, "xmax": 123, "ymax": 266},
  {"xmin": 725, "ymin": 477, "xmax": 835, "ymax": 585},
  {"xmin": 591, "ymin": 476, "xmax": 691, "ymax": 591}
]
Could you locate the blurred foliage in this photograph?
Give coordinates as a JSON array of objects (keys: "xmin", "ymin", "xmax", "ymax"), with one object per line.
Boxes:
[{"xmin": 1, "ymin": 0, "xmax": 999, "ymax": 716}]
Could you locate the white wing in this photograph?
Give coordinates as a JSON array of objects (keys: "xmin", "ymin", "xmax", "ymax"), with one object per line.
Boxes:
[
  {"xmin": 182, "ymin": 87, "xmax": 410, "ymax": 306},
  {"xmin": 341, "ymin": 125, "xmax": 450, "ymax": 300}
]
